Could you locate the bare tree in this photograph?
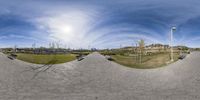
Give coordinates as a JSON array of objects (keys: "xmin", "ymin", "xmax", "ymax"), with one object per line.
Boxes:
[
  {"xmin": 56, "ymin": 42, "xmax": 59, "ymax": 49},
  {"xmin": 138, "ymin": 39, "xmax": 145, "ymax": 64},
  {"xmin": 52, "ymin": 42, "xmax": 55, "ymax": 49},
  {"xmin": 49, "ymin": 43, "xmax": 51, "ymax": 48}
]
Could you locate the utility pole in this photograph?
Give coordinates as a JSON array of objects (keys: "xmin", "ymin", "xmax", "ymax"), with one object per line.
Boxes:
[
  {"xmin": 14, "ymin": 45, "xmax": 17, "ymax": 54},
  {"xmin": 131, "ymin": 43, "xmax": 134, "ymax": 54},
  {"xmin": 88, "ymin": 45, "xmax": 90, "ymax": 50},
  {"xmin": 140, "ymin": 48, "xmax": 142, "ymax": 64},
  {"xmin": 32, "ymin": 43, "xmax": 36, "ymax": 54},
  {"xmin": 170, "ymin": 26, "xmax": 176, "ymax": 62},
  {"xmin": 119, "ymin": 44, "xmax": 122, "ymax": 49},
  {"xmin": 135, "ymin": 41, "xmax": 138, "ymax": 63}
]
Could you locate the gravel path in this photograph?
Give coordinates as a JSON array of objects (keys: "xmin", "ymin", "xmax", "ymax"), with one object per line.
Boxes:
[{"xmin": 0, "ymin": 52, "xmax": 200, "ymax": 100}]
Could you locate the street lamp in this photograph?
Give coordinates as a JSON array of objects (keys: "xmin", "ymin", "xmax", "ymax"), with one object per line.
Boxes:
[{"xmin": 170, "ymin": 26, "xmax": 176, "ymax": 61}]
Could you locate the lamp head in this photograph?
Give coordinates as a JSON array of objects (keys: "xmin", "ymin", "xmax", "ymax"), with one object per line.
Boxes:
[{"xmin": 172, "ymin": 26, "xmax": 176, "ymax": 31}]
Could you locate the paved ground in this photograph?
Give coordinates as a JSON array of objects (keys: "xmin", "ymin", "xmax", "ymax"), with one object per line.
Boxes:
[{"xmin": 0, "ymin": 52, "xmax": 200, "ymax": 100}]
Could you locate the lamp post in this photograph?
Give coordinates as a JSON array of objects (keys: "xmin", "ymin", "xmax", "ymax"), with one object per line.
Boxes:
[{"xmin": 170, "ymin": 26, "xmax": 176, "ymax": 61}]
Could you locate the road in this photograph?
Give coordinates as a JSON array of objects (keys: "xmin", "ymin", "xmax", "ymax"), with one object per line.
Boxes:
[{"xmin": 0, "ymin": 52, "xmax": 200, "ymax": 100}]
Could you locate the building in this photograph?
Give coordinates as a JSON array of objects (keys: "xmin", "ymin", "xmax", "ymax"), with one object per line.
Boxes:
[
  {"xmin": 2, "ymin": 48, "xmax": 69, "ymax": 54},
  {"xmin": 145, "ymin": 44, "xmax": 170, "ymax": 54}
]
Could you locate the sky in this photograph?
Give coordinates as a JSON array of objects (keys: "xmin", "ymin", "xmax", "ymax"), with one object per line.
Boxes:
[{"xmin": 0, "ymin": 0, "xmax": 200, "ymax": 49}]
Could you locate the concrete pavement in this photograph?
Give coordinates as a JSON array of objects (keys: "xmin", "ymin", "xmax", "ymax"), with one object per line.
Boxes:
[{"xmin": 0, "ymin": 52, "xmax": 200, "ymax": 100}]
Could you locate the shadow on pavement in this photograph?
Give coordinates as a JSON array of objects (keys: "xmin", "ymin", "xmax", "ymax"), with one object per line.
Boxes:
[{"xmin": 21, "ymin": 59, "xmax": 58, "ymax": 79}]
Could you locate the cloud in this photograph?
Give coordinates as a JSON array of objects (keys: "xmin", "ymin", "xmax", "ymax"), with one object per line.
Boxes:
[
  {"xmin": 1, "ymin": 0, "xmax": 200, "ymax": 48},
  {"xmin": 0, "ymin": 36, "xmax": 7, "ymax": 39},
  {"xmin": 33, "ymin": 8, "xmax": 101, "ymax": 48}
]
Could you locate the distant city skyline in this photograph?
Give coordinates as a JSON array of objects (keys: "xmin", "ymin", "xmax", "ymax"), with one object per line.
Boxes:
[{"xmin": 0, "ymin": 0, "xmax": 200, "ymax": 49}]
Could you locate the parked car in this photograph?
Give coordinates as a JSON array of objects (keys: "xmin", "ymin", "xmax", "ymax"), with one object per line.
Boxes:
[
  {"xmin": 76, "ymin": 54, "xmax": 84, "ymax": 61},
  {"xmin": 179, "ymin": 53, "xmax": 187, "ymax": 59},
  {"xmin": 105, "ymin": 55, "xmax": 113, "ymax": 61},
  {"xmin": 7, "ymin": 53, "xmax": 17, "ymax": 60},
  {"xmin": 7, "ymin": 55, "xmax": 15, "ymax": 60},
  {"xmin": 187, "ymin": 50, "xmax": 190, "ymax": 54},
  {"xmin": 77, "ymin": 56, "xmax": 84, "ymax": 61}
]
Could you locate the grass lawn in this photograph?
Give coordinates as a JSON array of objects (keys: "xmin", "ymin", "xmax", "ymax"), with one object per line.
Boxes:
[
  {"xmin": 111, "ymin": 53, "xmax": 180, "ymax": 69},
  {"xmin": 16, "ymin": 53, "xmax": 77, "ymax": 64}
]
